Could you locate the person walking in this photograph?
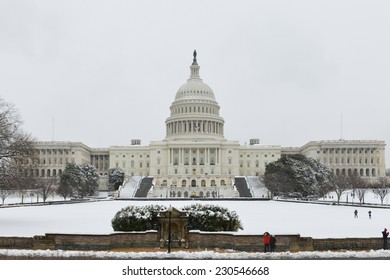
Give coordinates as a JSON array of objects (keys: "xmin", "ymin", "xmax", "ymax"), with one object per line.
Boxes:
[
  {"xmin": 263, "ymin": 232, "xmax": 270, "ymax": 253},
  {"xmin": 354, "ymin": 209, "xmax": 358, "ymax": 218},
  {"xmin": 270, "ymin": 235, "xmax": 277, "ymax": 253},
  {"xmin": 382, "ymin": 228, "xmax": 389, "ymax": 250},
  {"xmin": 368, "ymin": 211, "xmax": 372, "ymax": 219}
]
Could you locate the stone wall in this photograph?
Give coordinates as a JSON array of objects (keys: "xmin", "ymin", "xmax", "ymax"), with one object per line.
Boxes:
[
  {"xmin": 313, "ymin": 238, "xmax": 383, "ymax": 251},
  {"xmin": 188, "ymin": 232, "xmax": 293, "ymax": 252},
  {"xmin": 0, "ymin": 233, "xmax": 384, "ymax": 252},
  {"xmin": 0, "ymin": 236, "xmax": 33, "ymax": 249}
]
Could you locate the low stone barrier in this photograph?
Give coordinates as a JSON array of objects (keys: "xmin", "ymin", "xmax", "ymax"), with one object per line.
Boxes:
[
  {"xmin": 0, "ymin": 233, "xmax": 384, "ymax": 252},
  {"xmin": 313, "ymin": 238, "xmax": 382, "ymax": 251},
  {"xmin": 0, "ymin": 236, "xmax": 33, "ymax": 249}
]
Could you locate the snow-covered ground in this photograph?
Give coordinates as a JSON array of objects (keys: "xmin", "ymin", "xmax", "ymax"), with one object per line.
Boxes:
[
  {"xmin": 2, "ymin": 247, "xmax": 390, "ymax": 259},
  {"xmin": 0, "ymin": 199, "xmax": 388, "ymax": 238},
  {"xmin": 1, "ymin": 197, "xmax": 390, "ymax": 275},
  {"xmin": 2, "ymin": 190, "xmax": 390, "ymax": 262}
]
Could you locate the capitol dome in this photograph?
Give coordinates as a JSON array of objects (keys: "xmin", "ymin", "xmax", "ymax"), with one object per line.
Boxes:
[
  {"xmin": 174, "ymin": 58, "xmax": 216, "ymax": 102},
  {"xmin": 175, "ymin": 79, "xmax": 216, "ymax": 102},
  {"xmin": 165, "ymin": 51, "xmax": 225, "ymax": 141}
]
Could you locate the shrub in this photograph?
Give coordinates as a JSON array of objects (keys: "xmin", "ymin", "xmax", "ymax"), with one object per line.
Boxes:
[
  {"xmin": 111, "ymin": 204, "xmax": 167, "ymax": 231},
  {"xmin": 181, "ymin": 203, "xmax": 243, "ymax": 232},
  {"xmin": 111, "ymin": 203, "xmax": 243, "ymax": 232}
]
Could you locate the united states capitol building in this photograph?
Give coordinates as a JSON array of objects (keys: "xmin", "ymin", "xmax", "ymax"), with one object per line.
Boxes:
[{"xmin": 33, "ymin": 52, "xmax": 386, "ymax": 198}]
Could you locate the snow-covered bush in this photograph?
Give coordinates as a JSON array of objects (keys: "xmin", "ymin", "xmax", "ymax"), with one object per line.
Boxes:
[
  {"xmin": 111, "ymin": 204, "xmax": 167, "ymax": 231},
  {"xmin": 181, "ymin": 203, "xmax": 243, "ymax": 232},
  {"xmin": 111, "ymin": 204, "xmax": 243, "ymax": 232}
]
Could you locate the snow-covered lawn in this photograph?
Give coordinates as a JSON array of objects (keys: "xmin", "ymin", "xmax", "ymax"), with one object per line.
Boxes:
[
  {"xmin": 1, "ymin": 198, "xmax": 390, "ymax": 264},
  {"xmin": 0, "ymin": 199, "xmax": 388, "ymax": 238}
]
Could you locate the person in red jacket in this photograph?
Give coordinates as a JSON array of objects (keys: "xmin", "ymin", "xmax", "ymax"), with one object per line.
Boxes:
[{"xmin": 263, "ymin": 232, "xmax": 271, "ymax": 252}]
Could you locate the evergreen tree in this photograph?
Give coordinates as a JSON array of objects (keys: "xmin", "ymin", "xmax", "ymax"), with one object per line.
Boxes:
[
  {"xmin": 264, "ymin": 154, "xmax": 331, "ymax": 197},
  {"xmin": 59, "ymin": 163, "xmax": 99, "ymax": 198},
  {"xmin": 80, "ymin": 163, "xmax": 99, "ymax": 196},
  {"xmin": 108, "ymin": 168, "xmax": 125, "ymax": 190},
  {"xmin": 59, "ymin": 163, "xmax": 82, "ymax": 197}
]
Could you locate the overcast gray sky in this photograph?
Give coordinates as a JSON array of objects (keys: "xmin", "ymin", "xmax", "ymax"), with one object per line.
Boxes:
[{"xmin": 1, "ymin": 0, "xmax": 389, "ymax": 167}]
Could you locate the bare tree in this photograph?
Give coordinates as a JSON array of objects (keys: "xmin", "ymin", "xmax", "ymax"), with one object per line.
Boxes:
[
  {"xmin": 0, "ymin": 98, "xmax": 36, "ymax": 200},
  {"xmin": 347, "ymin": 173, "xmax": 367, "ymax": 205},
  {"xmin": 325, "ymin": 174, "xmax": 349, "ymax": 205},
  {"xmin": 0, "ymin": 161, "xmax": 13, "ymax": 204},
  {"xmin": 0, "ymin": 98, "xmax": 35, "ymax": 162},
  {"xmin": 371, "ymin": 177, "xmax": 390, "ymax": 205},
  {"xmin": 355, "ymin": 188, "xmax": 367, "ymax": 205},
  {"xmin": 35, "ymin": 177, "xmax": 59, "ymax": 203}
]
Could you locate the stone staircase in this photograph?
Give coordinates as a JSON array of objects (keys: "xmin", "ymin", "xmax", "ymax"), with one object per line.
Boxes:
[
  {"xmin": 134, "ymin": 177, "xmax": 154, "ymax": 197},
  {"xmin": 234, "ymin": 177, "xmax": 252, "ymax": 197}
]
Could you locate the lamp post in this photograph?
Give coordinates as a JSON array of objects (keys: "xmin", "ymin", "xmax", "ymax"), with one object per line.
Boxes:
[
  {"xmin": 167, "ymin": 206, "xmax": 172, "ymax": 253},
  {"xmin": 30, "ymin": 192, "xmax": 34, "ymax": 205}
]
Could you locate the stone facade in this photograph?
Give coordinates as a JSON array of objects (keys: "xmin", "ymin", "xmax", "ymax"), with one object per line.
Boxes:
[
  {"xmin": 28, "ymin": 52, "xmax": 386, "ymax": 193},
  {"xmin": 283, "ymin": 140, "xmax": 387, "ymax": 178}
]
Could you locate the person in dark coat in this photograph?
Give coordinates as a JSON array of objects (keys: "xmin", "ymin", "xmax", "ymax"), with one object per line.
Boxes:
[
  {"xmin": 354, "ymin": 209, "xmax": 358, "ymax": 218},
  {"xmin": 263, "ymin": 232, "xmax": 270, "ymax": 253},
  {"xmin": 382, "ymin": 228, "xmax": 389, "ymax": 250},
  {"xmin": 270, "ymin": 235, "xmax": 277, "ymax": 252}
]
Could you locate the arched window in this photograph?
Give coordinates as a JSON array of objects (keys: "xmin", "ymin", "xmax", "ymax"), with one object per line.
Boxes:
[
  {"xmin": 182, "ymin": 180, "xmax": 187, "ymax": 187},
  {"xmin": 191, "ymin": 180, "xmax": 196, "ymax": 187}
]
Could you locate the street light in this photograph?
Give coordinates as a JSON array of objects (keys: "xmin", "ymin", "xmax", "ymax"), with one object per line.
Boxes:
[
  {"xmin": 167, "ymin": 206, "xmax": 172, "ymax": 253},
  {"xmin": 30, "ymin": 192, "xmax": 34, "ymax": 205}
]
